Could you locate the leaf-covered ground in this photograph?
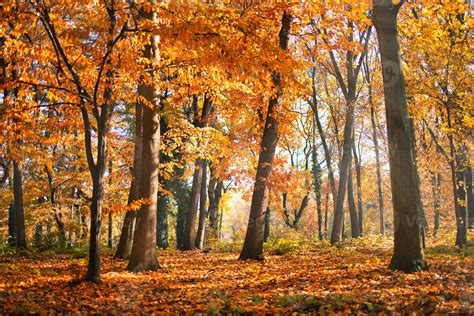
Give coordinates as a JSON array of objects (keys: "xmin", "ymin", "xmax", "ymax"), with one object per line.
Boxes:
[{"xmin": 1, "ymin": 242, "xmax": 473, "ymax": 314}]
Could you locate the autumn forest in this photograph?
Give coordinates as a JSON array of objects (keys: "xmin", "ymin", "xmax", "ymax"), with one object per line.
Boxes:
[{"xmin": 1, "ymin": 0, "xmax": 473, "ymax": 314}]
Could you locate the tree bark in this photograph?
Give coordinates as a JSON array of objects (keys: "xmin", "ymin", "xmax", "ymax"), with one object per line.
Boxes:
[
  {"xmin": 183, "ymin": 96, "xmax": 212, "ymax": 250},
  {"xmin": 373, "ymin": 0, "xmax": 428, "ymax": 272},
  {"xmin": 127, "ymin": 82, "xmax": 160, "ymax": 271},
  {"xmin": 195, "ymin": 161, "xmax": 208, "ymax": 249},
  {"xmin": 13, "ymin": 160, "xmax": 26, "ymax": 249},
  {"xmin": 312, "ymin": 144, "xmax": 323, "ymax": 241},
  {"xmin": 127, "ymin": 2, "xmax": 160, "ymax": 271},
  {"xmin": 263, "ymin": 207, "xmax": 271, "ymax": 242},
  {"xmin": 208, "ymin": 173, "xmax": 223, "ymax": 240},
  {"xmin": 370, "ymin": 102, "xmax": 385, "ymax": 235},
  {"xmin": 352, "ymin": 135, "xmax": 363, "ymax": 235},
  {"xmin": 330, "ymin": 102, "xmax": 355, "ymax": 243},
  {"xmin": 8, "ymin": 203, "xmax": 16, "ymax": 246},
  {"xmin": 239, "ymin": 12, "xmax": 291, "ymax": 260},
  {"xmin": 431, "ymin": 173, "xmax": 441, "ymax": 237},
  {"xmin": 115, "ymin": 103, "xmax": 142, "ymax": 259},
  {"xmin": 347, "ymin": 160, "xmax": 360, "ymax": 238}
]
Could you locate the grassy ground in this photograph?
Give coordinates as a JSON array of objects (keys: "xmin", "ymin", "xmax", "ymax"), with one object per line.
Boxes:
[{"xmin": 0, "ymin": 237, "xmax": 472, "ymax": 314}]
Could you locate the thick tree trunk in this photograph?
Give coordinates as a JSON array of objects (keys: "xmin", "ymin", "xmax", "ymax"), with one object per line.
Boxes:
[
  {"xmin": 127, "ymin": 85, "xmax": 160, "ymax": 271},
  {"xmin": 195, "ymin": 161, "xmax": 208, "ymax": 249},
  {"xmin": 330, "ymin": 102, "xmax": 355, "ymax": 244},
  {"xmin": 13, "ymin": 160, "xmax": 26, "ymax": 249},
  {"xmin": 239, "ymin": 12, "xmax": 291, "ymax": 260},
  {"xmin": 373, "ymin": 1, "xmax": 427, "ymax": 272},
  {"xmin": 115, "ymin": 103, "xmax": 142, "ymax": 259},
  {"xmin": 127, "ymin": 2, "xmax": 161, "ymax": 271}
]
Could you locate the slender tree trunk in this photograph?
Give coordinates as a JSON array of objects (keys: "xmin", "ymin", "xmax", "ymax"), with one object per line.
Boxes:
[
  {"xmin": 324, "ymin": 191, "xmax": 329, "ymax": 240},
  {"xmin": 347, "ymin": 160, "xmax": 360, "ymax": 238},
  {"xmin": 312, "ymin": 146, "xmax": 323, "ymax": 241},
  {"xmin": 8, "ymin": 203, "xmax": 16, "ymax": 246},
  {"xmin": 446, "ymin": 107, "xmax": 467, "ymax": 247},
  {"xmin": 352, "ymin": 136, "xmax": 363, "ymax": 235},
  {"xmin": 195, "ymin": 161, "xmax": 208, "ymax": 249},
  {"xmin": 373, "ymin": 1, "xmax": 427, "ymax": 272},
  {"xmin": 13, "ymin": 160, "xmax": 26, "ymax": 249},
  {"xmin": 466, "ymin": 164, "xmax": 473, "ymax": 228},
  {"xmin": 108, "ymin": 161, "xmax": 113, "ymax": 249},
  {"xmin": 208, "ymin": 176, "xmax": 223, "ymax": 240},
  {"xmin": 183, "ymin": 96, "xmax": 212, "ymax": 250},
  {"xmin": 432, "ymin": 173, "xmax": 441, "ymax": 237},
  {"xmin": 115, "ymin": 103, "xmax": 142, "ymax": 259},
  {"xmin": 410, "ymin": 118, "xmax": 428, "ymax": 248},
  {"xmin": 239, "ymin": 12, "xmax": 291, "ymax": 260},
  {"xmin": 370, "ymin": 103, "xmax": 385, "ymax": 234},
  {"xmin": 175, "ymin": 167, "xmax": 191, "ymax": 250},
  {"xmin": 309, "ymin": 72, "xmax": 337, "ymax": 206},
  {"xmin": 263, "ymin": 207, "xmax": 271, "ymax": 242},
  {"xmin": 156, "ymin": 113, "xmax": 171, "ymax": 249},
  {"xmin": 331, "ymin": 101, "xmax": 355, "ymax": 244},
  {"xmin": 156, "ymin": 190, "xmax": 170, "ymax": 249}
]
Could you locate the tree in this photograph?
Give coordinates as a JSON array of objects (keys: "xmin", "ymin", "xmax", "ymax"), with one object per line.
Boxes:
[
  {"xmin": 239, "ymin": 12, "xmax": 292, "ymax": 260},
  {"xmin": 372, "ymin": 0, "xmax": 427, "ymax": 272},
  {"xmin": 115, "ymin": 103, "xmax": 143, "ymax": 259},
  {"xmin": 127, "ymin": 2, "xmax": 161, "ymax": 272}
]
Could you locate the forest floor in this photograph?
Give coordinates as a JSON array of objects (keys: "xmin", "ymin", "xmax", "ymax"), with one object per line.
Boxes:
[{"xmin": 0, "ymin": 237, "xmax": 473, "ymax": 314}]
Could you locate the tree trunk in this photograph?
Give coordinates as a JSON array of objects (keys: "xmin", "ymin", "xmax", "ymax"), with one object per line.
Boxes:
[
  {"xmin": 127, "ymin": 83, "xmax": 160, "ymax": 271},
  {"xmin": 370, "ymin": 102, "xmax": 385, "ymax": 235},
  {"xmin": 156, "ymin": 190, "xmax": 170, "ymax": 249},
  {"xmin": 352, "ymin": 136, "xmax": 363, "ymax": 235},
  {"xmin": 175, "ymin": 177, "xmax": 190, "ymax": 250},
  {"xmin": 107, "ymin": 161, "xmax": 113, "ymax": 249},
  {"xmin": 195, "ymin": 161, "xmax": 208, "ymax": 249},
  {"xmin": 263, "ymin": 207, "xmax": 271, "ymax": 242},
  {"xmin": 183, "ymin": 96, "xmax": 212, "ymax": 250},
  {"xmin": 239, "ymin": 12, "xmax": 291, "ymax": 260},
  {"xmin": 466, "ymin": 164, "xmax": 473, "ymax": 228},
  {"xmin": 410, "ymin": 118, "xmax": 428, "ymax": 248},
  {"xmin": 127, "ymin": 2, "xmax": 161, "ymax": 271},
  {"xmin": 330, "ymin": 102, "xmax": 355, "ymax": 244},
  {"xmin": 373, "ymin": 1, "xmax": 427, "ymax": 272},
  {"xmin": 13, "ymin": 160, "xmax": 26, "ymax": 249},
  {"xmin": 309, "ymin": 71, "xmax": 337, "ymax": 206},
  {"xmin": 432, "ymin": 173, "xmax": 441, "ymax": 237},
  {"xmin": 208, "ymin": 175, "xmax": 223, "ymax": 241},
  {"xmin": 347, "ymin": 161, "xmax": 360, "ymax": 238},
  {"xmin": 324, "ymin": 191, "xmax": 329, "ymax": 240},
  {"xmin": 8, "ymin": 203, "xmax": 16, "ymax": 246},
  {"xmin": 312, "ymin": 146, "xmax": 323, "ymax": 241},
  {"xmin": 115, "ymin": 102, "xmax": 142, "ymax": 259}
]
